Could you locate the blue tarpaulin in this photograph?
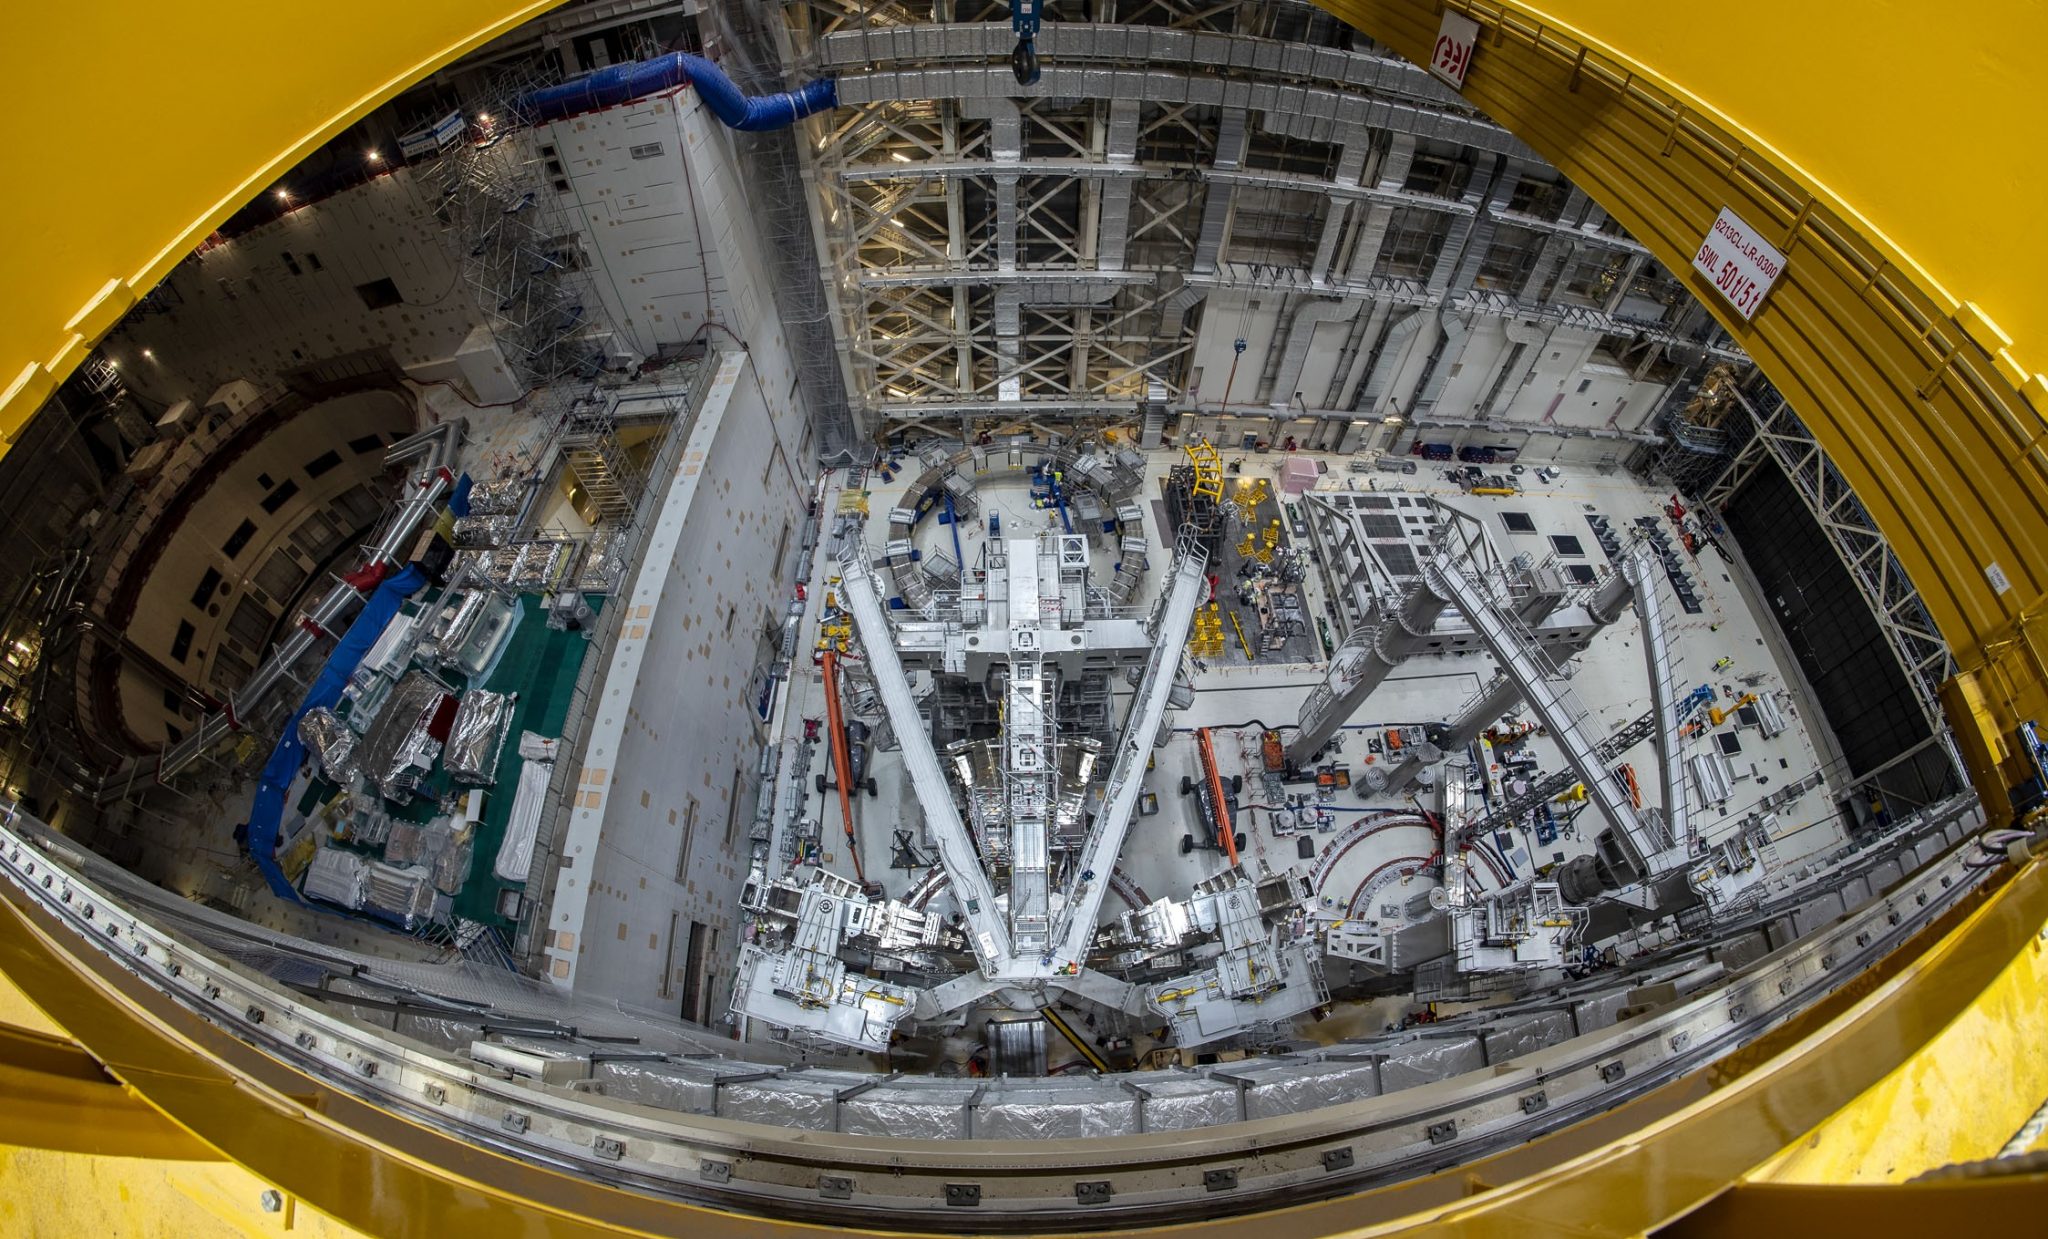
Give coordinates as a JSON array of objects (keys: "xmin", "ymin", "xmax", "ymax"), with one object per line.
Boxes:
[
  {"xmin": 449, "ymin": 472, "xmax": 474, "ymax": 518},
  {"xmin": 246, "ymin": 564, "xmax": 427, "ymax": 899}
]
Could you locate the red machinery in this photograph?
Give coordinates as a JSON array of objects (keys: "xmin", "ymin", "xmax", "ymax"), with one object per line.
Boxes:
[{"xmin": 819, "ymin": 649, "xmax": 865, "ymax": 883}]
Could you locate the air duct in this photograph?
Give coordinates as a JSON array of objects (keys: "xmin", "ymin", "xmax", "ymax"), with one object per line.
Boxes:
[
  {"xmin": 1269, "ymin": 297, "xmax": 1360, "ymax": 408},
  {"xmin": 1412, "ymin": 310, "xmax": 1471, "ymax": 413},
  {"xmin": 1357, "ymin": 310, "xmax": 1423, "ymax": 416},
  {"xmin": 1483, "ymin": 318, "xmax": 1551, "ymax": 418},
  {"xmin": 519, "ymin": 53, "xmax": 837, "ymax": 131}
]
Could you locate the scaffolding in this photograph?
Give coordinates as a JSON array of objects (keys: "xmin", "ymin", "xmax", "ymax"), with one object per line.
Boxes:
[{"xmin": 417, "ymin": 62, "xmax": 613, "ymax": 391}]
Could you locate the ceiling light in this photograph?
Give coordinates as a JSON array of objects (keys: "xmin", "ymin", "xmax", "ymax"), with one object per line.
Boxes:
[
  {"xmin": 275, "ymin": 188, "xmax": 291, "ymax": 201},
  {"xmin": 889, "ymin": 151, "xmax": 910, "ymax": 163},
  {"xmin": 367, "ymin": 150, "xmax": 382, "ymax": 164},
  {"xmin": 141, "ymin": 349, "xmax": 155, "ymax": 360}
]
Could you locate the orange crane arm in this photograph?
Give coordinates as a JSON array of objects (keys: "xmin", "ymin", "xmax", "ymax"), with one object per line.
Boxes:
[
  {"xmin": 1197, "ymin": 727, "xmax": 1238, "ymax": 867},
  {"xmin": 819, "ymin": 649, "xmax": 864, "ymax": 884}
]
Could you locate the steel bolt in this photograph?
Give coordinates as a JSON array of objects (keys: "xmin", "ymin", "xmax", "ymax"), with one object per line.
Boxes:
[{"xmin": 260, "ymin": 1190, "xmax": 284, "ymax": 1213}]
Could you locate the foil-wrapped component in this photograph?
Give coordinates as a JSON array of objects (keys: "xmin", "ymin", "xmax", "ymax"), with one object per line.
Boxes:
[
  {"xmin": 507, "ymin": 540, "xmax": 579, "ymax": 592},
  {"xmin": 363, "ymin": 859, "xmax": 439, "ymax": 929},
  {"xmin": 357, "ymin": 672, "xmax": 450, "ymax": 804},
  {"xmin": 297, "ymin": 707, "xmax": 358, "ymax": 783},
  {"xmin": 383, "ymin": 819, "xmax": 449, "ymax": 870},
  {"xmin": 465, "ymin": 477, "xmax": 528, "ymax": 516},
  {"xmin": 452, "ymin": 515, "xmax": 520, "ymax": 548},
  {"xmin": 446, "ymin": 689, "xmax": 514, "ymax": 784},
  {"xmin": 302, "ymin": 847, "xmax": 369, "ymax": 909},
  {"xmin": 433, "ymin": 840, "xmax": 473, "ymax": 895},
  {"xmin": 494, "ymin": 757, "xmax": 554, "ymax": 883},
  {"xmin": 575, "ymin": 526, "xmax": 627, "ymax": 594}
]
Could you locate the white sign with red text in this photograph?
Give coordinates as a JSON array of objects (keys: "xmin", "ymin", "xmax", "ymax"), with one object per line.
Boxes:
[
  {"xmin": 1429, "ymin": 10, "xmax": 1481, "ymax": 89},
  {"xmin": 1691, "ymin": 207, "xmax": 1786, "ymax": 320}
]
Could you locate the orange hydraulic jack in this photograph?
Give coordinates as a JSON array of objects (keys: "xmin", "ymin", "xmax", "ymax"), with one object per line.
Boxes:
[
  {"xmin": 1197, "ymin": 727, "xmax": 1239, "ymax": 866},
  {"xmin": 819, "ymin": 649, "xmax": 865, "ymax": 884}
]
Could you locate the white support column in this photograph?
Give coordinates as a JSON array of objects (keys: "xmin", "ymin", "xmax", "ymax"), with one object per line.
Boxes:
[
  {"xmin": 1428, "ymin": 554, "xmax": 1654, "ymax": 874},
  {"xmin": 1048, "ymin": 549, "xmax": 1209, "ymax": 968},
  {"xmin": 838, "ymin": 541, "xmax": 1016, "ymax": 973}
]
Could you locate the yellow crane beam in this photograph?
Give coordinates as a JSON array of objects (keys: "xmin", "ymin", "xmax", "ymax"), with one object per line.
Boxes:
[{"xmin": 0, "ymin": 0, "xmax": 572, "ymax": 445}]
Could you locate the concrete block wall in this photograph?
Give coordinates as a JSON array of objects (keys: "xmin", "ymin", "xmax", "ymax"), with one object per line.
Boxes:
[
  {"xmin": 544, "ymin": 351, "xmax": 810, "ymax": 1020},
  {"xmin": 114, "ymin": 390, "xmax": 416, "ymax": 743}
]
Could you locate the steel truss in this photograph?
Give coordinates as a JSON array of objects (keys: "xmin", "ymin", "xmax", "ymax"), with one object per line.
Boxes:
[
  {"xmin": 1704, "ymin": 385, "xmax": 1957, "ymax": 748},
  {"xmin": 787, "ymin": 1, "xmax": 1745, "ymax": 423}
]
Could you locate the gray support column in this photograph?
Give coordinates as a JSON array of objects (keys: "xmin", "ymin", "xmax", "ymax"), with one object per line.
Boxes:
[
  {"xmin": 944, "ymin": 105, "xmax": 971, "ymax": 394},
  {"xmin": 961, "ymin": 98, "xmax": 1023, "ymax": 398},
  {"xmin": 962, "ymin": 98, "xmax": 1022, "ymax": 271},
  {"xmin": 1428, "ymin": 554, "xmax": 1653, "ymax": 888},
  {"xmin": 1288, "ymin": 571, "xmax": 1455, "ymax": 764},
  {"xmin": 1437, "ymin": 565, "xmax": 1638, "ymax": 752}
]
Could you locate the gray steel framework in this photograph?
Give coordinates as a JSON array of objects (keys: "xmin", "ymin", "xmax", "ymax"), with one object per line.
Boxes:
[
  {"xmin": 784, "ymin": 0, "xmax": 1744, "ymax": 424},
  {"xmin": 0, "ymin": 790, "xmax": 1989, "ymax": 1225},
  {"xmin": 1702, "ymin": 386, "xmax": 1957, "ymax": 752}
]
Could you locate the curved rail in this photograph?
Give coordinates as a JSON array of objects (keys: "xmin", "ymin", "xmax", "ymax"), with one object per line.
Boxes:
[{"xmin": 0, "ymin": 797, "xmax": 2020, "ymax": 1233}]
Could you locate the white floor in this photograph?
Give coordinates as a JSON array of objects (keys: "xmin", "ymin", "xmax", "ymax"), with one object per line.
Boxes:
[{"xmin": 753, "ymin": 442, "xmax": 1848, "ymax": 1061}]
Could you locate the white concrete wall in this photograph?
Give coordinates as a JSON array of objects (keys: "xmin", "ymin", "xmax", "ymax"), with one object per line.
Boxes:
[
  {"xmin": 105, "ymin": 91, "xmax": 741, "ymax": 412},
  {"xmin": 544, "ymin": 88, "xmax": 819, "ymax": 1018},
  {"xmin": 542, "ymin": 350, "xmax": 809, "ymax": 1018},
  {"xmin": 105, "ymin": 174, "xmax": 496, "ymax": 406},
  {"xmin": 541, "ymin": 93, "xmax": 717, "ymax": 357},
  {"xmin": 1181, "ymin": 296, "xmax": 1671, "ymax": 452},
  {"xmin": 115, "ymin": 391, "xmax": 414, "ymax": 743}
]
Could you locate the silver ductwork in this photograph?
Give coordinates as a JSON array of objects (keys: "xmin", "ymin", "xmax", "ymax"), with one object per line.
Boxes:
[
  {"xmin": 1357, "ymin": 309, "xmax": 1424, "ymax": 417},
  {"xmin": 1268, "ymin": 297, "xmax": 1361, "ymax": 407}
]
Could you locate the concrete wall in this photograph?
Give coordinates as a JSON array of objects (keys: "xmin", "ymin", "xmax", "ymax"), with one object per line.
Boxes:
[
  {"xmin": 539, "ymin": 93, "xmax": 718, "ymax": 358},
  {"xmin": 1179, "ymin": 294, "xmax": 1671, "ymax": 450},
  {"xmin": 103, "ymin": 91, "xmax": 740, "ymax": 411},
  {"xmin": 104, "ymin": 174, "xmax": 499, "ymax": 406},
  {"xmin": 114, "ymin": 390, "xmax": 415, "ymax": 744},
  {"xmin": 543, "ymin": 90, "xmax": 817, "ymax": 1019}
]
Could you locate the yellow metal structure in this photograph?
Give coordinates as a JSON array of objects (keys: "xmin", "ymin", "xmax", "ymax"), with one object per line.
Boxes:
[
  {"xmin": 1184, "ymin": 438, "xmax": 1225, "ymax": 502},
  {"xmin": 0, "ymin": 0, "xmax": 573, "ymax": 446},
  {"xmin": 0, "ymin": 0, "xmax": 2046, "ymax": 1232},
  {"xmin": 1232, "ymin": 476, "xmax": 1273, "ymax": 522}
]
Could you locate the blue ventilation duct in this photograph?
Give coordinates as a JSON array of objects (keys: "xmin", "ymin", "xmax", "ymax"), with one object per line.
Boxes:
[
  {"xmin": 244, "ymin": 564, "xmax": 427, "ymax": 901},
  {"xmin": 519, "ymin": 52, "xmax": 835, "ymax": 131}
]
